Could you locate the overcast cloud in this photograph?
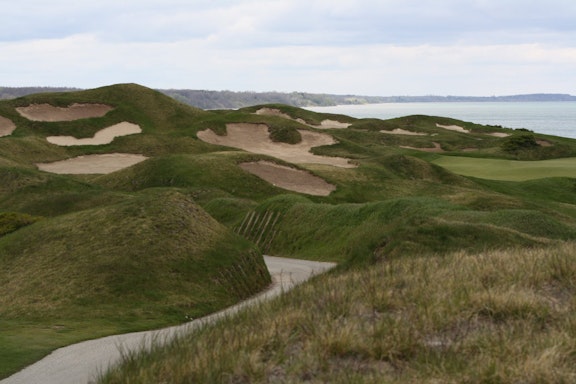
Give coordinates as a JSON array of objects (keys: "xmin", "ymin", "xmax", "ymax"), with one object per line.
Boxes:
[{"xmin": 1, "ymin": 0, "xmax": 575, "ymax": 95}]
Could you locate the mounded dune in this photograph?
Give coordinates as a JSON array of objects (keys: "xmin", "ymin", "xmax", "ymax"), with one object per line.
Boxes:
[
  {"xmin": 197, "ymin": 123, "xmax": 356, "ymax": 168},
  {"xmin": 239, "ymin": 161, "xmax": 336, "ymax": 196},
  {"xmin": 36, "ymin": 153, "xmax": 148, "ymax": 174},
  {"xmin": 46, "ymin": 122, "xmax": 142, "ymax": 146},
  {"xmin": 0, "ymin": 190, "xmax": 270, "ymax": 319},
  {"xmin": 0, "ymin": 115, "xmax": 16, "ymax": 137},
  {"xmin": 255, "ymin": 107, "xmax": 351, "ymax": 129},
  {"xmin": 16, "ymin": 103, "xmax": 113, "ymax": 122}
]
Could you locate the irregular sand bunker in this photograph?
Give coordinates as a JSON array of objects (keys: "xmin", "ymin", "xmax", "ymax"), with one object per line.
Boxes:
[
  {"xmin": 381, "ymin": 128, "xmax": 428, "ymax": 136},
  {"xmin": 46, "ymin": 122, "xmax": 142, "ymax": 146},
  {"xmin": 197, "ymin": 123, "xmax": 356, "ymax": 168},
  {"xmin": 16, "ymin": 103, "xmax": 113, "ymax": 122},
  {"xmin": 240, "ymin": 161, "xmax": 336, "ymax": 196},
  {"xmin": 400, "ymin": 142, "xmax": 444, "ymax": 153},
  {"xmin": 255, "ymin": 108, "xmax": 351, "ymax": 129},
  {"xmin": 486, "ymin": 132, "xmax": 511, "ymax": 137},
  {"xmin": 0, "ymin": 116, "xmax": 16, "ymax": 137},
  {"xmin": 436, "ymin": 123, "xmax": 470, "ymax": 133},
  {"xmin": 37, "ymin": 153, "xmax": 147, "ymax": 174}
]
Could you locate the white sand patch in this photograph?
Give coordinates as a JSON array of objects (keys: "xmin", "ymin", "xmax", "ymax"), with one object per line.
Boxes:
[
  {"xmin": 255, "ymin": 108, "xmax": 351, "ymax": 129},
  {"xmin": 240, "ymin": 161, "xmax": 336, "ymax": 196},
  {"xmin": 46, "ymin": 122, "xmax": 142, "ymax": 146},
  {"xmin": 36, "ymin": 153, "xmax": 148, "ymax": 174},
  {"xmin": 380, "ymin": 128, "xmax": 428, "ymax": 136},
  {"xmin": 318, "ymin": 119, "xmax": 351, "ymax": 129},
  {"xmin": 197, "ymin": 123, "xmax": 356, "ymax": 168},
  {"xmin": 16, "ymin": 103, "xmax": 113, "ymax": 122},
  {"xmin": 436, "ymin": 123, "xmax": 470, "ymax": 133},
  {"xmin": 0, "ymin": 116, "xmax": 16, "ymax": 137},
  {"xmin": 486, "ymin": 132, "xmax": 511, "ymax": 137},
  {"xmin": 400, "ymin": 142, "xmax": 444, "ymax": 153}
]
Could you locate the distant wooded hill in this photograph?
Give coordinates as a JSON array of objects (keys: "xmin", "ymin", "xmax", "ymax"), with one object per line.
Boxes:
[{"xmin": 1, "ymin": 86, "xmax": 574, "ymax": 109}]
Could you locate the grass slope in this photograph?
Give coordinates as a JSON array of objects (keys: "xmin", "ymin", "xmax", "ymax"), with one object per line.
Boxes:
[
  {"xmin": 0, "ymin": 190, "xmax": 270, "ymax": 377},
  {"xmin": 2, "ymin": 84, "xmax": 576, "ymax": 381}
]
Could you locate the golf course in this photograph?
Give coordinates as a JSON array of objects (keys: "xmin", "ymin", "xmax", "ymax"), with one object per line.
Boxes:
[{"xmin": 1, "ymin": 84, "xmax": 575, "ymax": 383}]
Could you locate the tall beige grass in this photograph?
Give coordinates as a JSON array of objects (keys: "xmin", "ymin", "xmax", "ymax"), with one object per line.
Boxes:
[{"xmin": 100, "ymin": 243, "xmax": 576, "ymax": 383}]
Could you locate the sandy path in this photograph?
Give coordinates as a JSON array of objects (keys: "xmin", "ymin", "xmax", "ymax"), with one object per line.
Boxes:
[
  {"xmin": 197, "ymin": 123, "xmax": 355, "ymax": 168},
  {"xmin": 16, "ymin": 104, "xmax": 113, "ymax": 122},
  {"xmin": 36, "ymin": 153, "xmax": 148, "ymax": 174},
  {"xmin": 0, "ymin": 116, "xmax": 16, "ymax": 137},
  {"xmin": 0, "ymin": 256, "xmax": 336, "ymax": 384},
  {"xmin": 46, "ymin": 122, "xmax": 142, "ymax": 146},
  {"xmin": 240, "ymin": 160, "xmax": 336, "ymax": 196}
]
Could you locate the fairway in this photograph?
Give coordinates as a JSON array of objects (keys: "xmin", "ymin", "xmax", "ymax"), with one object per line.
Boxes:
[{"xmin": 432, "ymin": 155, "xmax": 576, "ymax": 181}]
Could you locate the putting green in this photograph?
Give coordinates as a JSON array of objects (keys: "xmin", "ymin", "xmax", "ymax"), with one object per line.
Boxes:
[{"xmin": 432, "ymin": 156, "xmax": 576, "ymax": 181}]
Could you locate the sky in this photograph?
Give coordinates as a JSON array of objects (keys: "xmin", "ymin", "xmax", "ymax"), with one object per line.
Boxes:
[{"xmin": 1, "ymin": 0, "xmax": 575, "ymax": 96}]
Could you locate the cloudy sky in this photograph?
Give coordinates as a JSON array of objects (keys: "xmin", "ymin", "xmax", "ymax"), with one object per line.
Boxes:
[{"xmin": 1, "ymin": 0, "xmax": 575, "ymax": 96}]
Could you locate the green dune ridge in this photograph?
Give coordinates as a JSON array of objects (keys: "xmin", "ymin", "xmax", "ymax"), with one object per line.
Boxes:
[{"xmin": 1, "ymin": 84, "xmax": 576, "ymax": 382}]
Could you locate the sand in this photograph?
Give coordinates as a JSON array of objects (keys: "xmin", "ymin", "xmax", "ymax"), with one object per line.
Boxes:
[
  {"xmin": 16, "ymin": 103, "xmax": 113, "ymax": 122},
  {"xmin": 36, "ymin": 153, "xmax": 148, "ymax": 174},
  {"xmin": 197, "ymin": 123, "xmax": 356, "ymax": 168},
  {"xmin": 486, "ymin": 132, "xmax": 511, "ymax": 137},
  {"xmin": 380, "ymin": 128, "xmax": 428, "ymax": 136},
  {"xmin": 436, "ymin": 123, "xmax": 470, "ymax": 133},
  {"xmin": 240, "ymin": 161, "xmax": 336, "ymax": 196},
  {"xmin": 255, "ymin": 108, "xmax": 351, "ymax": 129},
  {"xmin": 46, "ymin": 122, "xmax": 142, "ymax": 146},
  {"xmin": 0, "ymin": 116, "xmax": 16, "ymax": 137}
]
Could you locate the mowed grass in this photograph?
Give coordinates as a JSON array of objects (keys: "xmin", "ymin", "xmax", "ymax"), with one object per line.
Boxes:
[
  {"xmin": 99, "ymin": 242, "xmax": 576, "ymax": 383},
  {"xmin": 432, "ymin": 155, "xmax": 576, "ymax": 181}
]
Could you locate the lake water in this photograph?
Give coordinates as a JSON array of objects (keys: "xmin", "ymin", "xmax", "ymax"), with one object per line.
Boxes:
[{"xmin": 307, "ymin": 102, "xmax": 576, "ymax": 139}]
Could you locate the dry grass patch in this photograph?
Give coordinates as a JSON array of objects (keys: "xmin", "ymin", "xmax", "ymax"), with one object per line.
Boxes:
[
  {"xmin": 100, "ymin": 243, "xmax": 576, "ymax": 383},
  {"xmin": 16, "ymin": 103, "xmax": 113, "ymax": 121}
]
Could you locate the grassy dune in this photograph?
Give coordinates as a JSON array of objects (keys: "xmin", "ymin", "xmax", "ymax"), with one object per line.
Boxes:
[
  {"xmin": 1, "ymin": 84, "xmax": 576, "ymax": 381},
  {"xmin": 100, "ymin": 243, "xmax": 576, "ymax": 383}
]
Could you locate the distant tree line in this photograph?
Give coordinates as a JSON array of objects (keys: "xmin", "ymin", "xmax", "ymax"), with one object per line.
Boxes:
[{"xmin": 1, "ymin": 86, "xmax": 575, "ymax": 109}]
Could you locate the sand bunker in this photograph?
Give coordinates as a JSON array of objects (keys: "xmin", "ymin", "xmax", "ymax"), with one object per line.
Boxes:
[
  {"xmin": 255, "ymin": 108, "xmax": 351, "ymax": 129},
  {"xmin": 380, "ymin": 128, "xmax": 428, "ymax": 136},
  {"xmin": 36, "ymin": 153, "xmax": 147, "ymax": 174},
  {"xmin": 436, "ymin": 123, "xmax": 470, "ymax": 133},
  {"xmin": 197, "ymin": 123, "xmax": 355, "ymax": 168},
  {"xmin": 0, "ymin": 116, "xmax": 16, "ymax": 137},
  {"xmin": 46, "ymin": 122, "xmax": 142, "ymax": 146},
  {"xmin": 400, "ymin": 142, "xmax": 444, "ymax": 153},
  {"xmin": 240, "ymin": 161, "xmax": 336, "ymax": 196},
  {"xmin": 486, "ymin": 132, "xmax": 511, "ymax": 137},
  {"xmin": 16, "ymin": 103, "xmax": 113, "ymax": 122}
]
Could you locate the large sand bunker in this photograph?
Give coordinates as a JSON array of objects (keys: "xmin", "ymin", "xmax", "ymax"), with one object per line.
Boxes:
[
  {"xmin": 255, "ymin": 108, "xmax": 351, "ymax": 129},
  {"xmin": 16, "ymin": 103, "xmax": 113, "ymax": 122},
  {"xmin": 381, "ymin": 128, "xmax": 428, "ymax": 136},
  {"xmin": 240, "ymin": 161, "xmax": 336, "ymax": 196},
  {"xmin": 197, "ymin": 123, "xmax": 355, "ymax": 168},
  {"xmin": 37, "ymin": 153, "xmax": 148, "ymax": 174},
  {"xmin": 0, "ymin": 116, "xmax": 16, "ymax": 137},
  {"xmin": 436, "ymin": 123, "xmax": 470, "ymax": 133},
  {"xmin": 46, "ymin": 122, "xmax": 142, "ymax": 146}
]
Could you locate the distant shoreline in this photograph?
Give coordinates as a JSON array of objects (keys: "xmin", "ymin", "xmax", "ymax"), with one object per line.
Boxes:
[{"xmin": 1, "ymin": 85, "xmax": 574, "ymax": 109}]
